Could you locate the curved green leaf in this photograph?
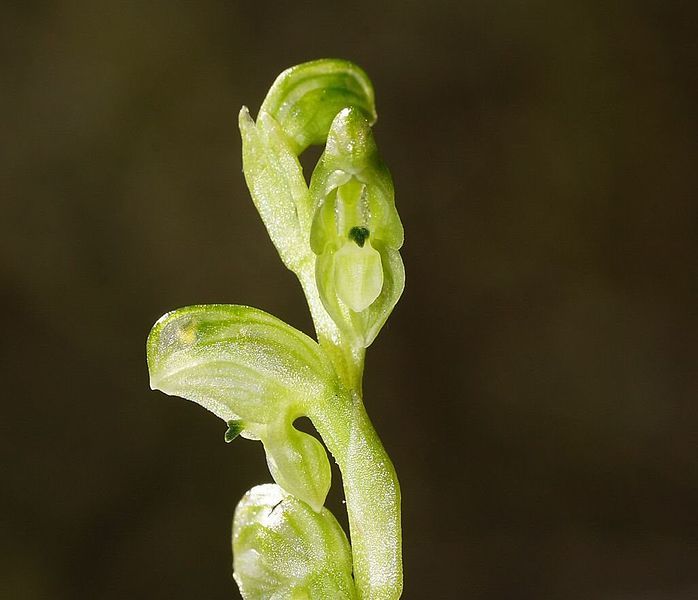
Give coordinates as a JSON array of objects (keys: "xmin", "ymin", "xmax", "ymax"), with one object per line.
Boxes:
[
  {"xmin": 147, "ymin": 304, "xmax": 336, "ymax": 510},
  {"xmin": 233, "ymin": 484, "xmax": 357, "ymax": 600},
  {"xmin": 259, "ymin": 58, "xmax": 376, "ymax": 154}
]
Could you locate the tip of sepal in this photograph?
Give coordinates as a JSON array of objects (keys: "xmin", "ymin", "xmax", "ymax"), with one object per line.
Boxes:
[
  {"xmin": 238, "ymin": 106, "xmax": 258, "ymax": 143},
  {"xmin": 238, "ymin": 104, "xmax": 251, "ymax": 122}
]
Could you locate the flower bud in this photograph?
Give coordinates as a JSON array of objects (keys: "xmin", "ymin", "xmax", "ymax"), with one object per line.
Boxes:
[{"xmin": 233, "ymin": 484, "xmax": 357, "ymax": 600}]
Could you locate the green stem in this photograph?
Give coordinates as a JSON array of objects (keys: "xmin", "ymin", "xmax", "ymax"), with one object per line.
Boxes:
[
  {"xmin": 309, "ymin": 389, "xmax": 403, "ymax": 600},
  {"xmin": 297, "ymin": 261, "xmax": 364, "ymax": 390}
]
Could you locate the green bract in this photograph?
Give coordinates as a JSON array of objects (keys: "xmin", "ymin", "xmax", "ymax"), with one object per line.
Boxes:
[
  {"xmin": 147, "ymin": 304, "xmax": 335, "ymax": 511},
  {"xmin": 238, "ymin": 109, "xmax": 311, "ymax": 271},
  {"xmin": 259, "ymin": 59, "xmax": 376, "ymax": 154},
  {"xmin": 147, "ymin": 59, "xmax": 404, "ymax": 600},
  {"xmin": 233, "ymin": 484, "xmax": 357, "ymax": 600}
]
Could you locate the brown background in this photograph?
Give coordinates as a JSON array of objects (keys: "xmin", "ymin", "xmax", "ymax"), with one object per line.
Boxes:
[{"xmin": 2, "ymin": 1, "xmax": 697, "ymax": 599}]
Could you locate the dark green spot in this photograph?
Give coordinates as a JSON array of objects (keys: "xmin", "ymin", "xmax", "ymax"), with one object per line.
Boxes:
[
  {"xmin": 224, "ymin": 420, "xmax": 244, "ymax": 443},
  {"xmin": 349, "ymin": 226, "xmax": 370, "ymax": 247}
]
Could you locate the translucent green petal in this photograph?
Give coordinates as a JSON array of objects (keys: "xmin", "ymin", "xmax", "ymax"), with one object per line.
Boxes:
[
  {"xmin": 315, "ymin": 242, "xmax": 404, "ymax": 348},
  {"xmin": 147, "ymin": 304, "xmax": 335, "ymax": 509},
  {"xmin": 334, "ymin": 240, "xmax": 384, "ymax": 312},
  {"xmin": 314, "ymin": 248, "xmax": 358, "ymax": 346},
  {"xmin": 233, "ymin": 484, "xmax": 357, "ymax": 600},
  {"xmin": 350, "ymin": 242, "xmax": 405, "ymax": 346},
  {"xmin": 259, "ymin": 59, "xmax": 376, "ymax": 154}
]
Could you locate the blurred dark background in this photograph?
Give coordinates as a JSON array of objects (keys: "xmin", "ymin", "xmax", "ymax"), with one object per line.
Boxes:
[{"xmin": 2, "ymin": 1, "xmax": 697, "ymax": 599}]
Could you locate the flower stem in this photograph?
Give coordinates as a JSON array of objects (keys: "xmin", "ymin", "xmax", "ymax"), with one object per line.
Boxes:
[{"xmin": 309, "ymin": 389, "xmax": 403, "ymax": 600}]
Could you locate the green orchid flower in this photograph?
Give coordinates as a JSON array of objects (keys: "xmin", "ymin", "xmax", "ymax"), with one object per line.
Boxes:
[
  {"xmin": 147, "ymin": 59, "xmax": 404, "ymax": 600},
  {"xmin": 309, "ymin": 107, "xmax": 405, "ymax": 348}
]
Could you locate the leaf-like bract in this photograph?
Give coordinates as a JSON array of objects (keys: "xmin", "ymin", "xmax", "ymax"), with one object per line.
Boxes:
[
  {"xmin": 259, "ymin": 59, "xmax": 376, "ymax": 154},
  {"xmin": 239, "ymin": 109, "xmax": 311, "ymax": 271},
  {"xmin": 147, "ymin": 304, "xmax": 336, "ymax": 510}
]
